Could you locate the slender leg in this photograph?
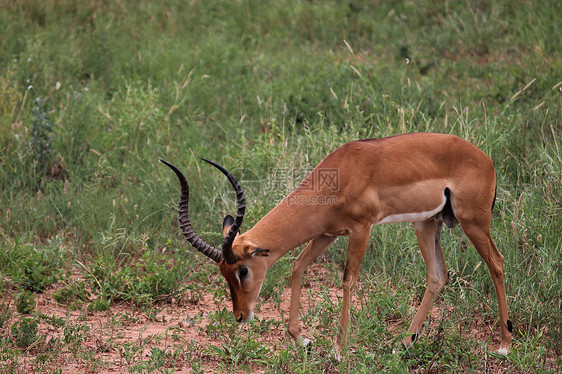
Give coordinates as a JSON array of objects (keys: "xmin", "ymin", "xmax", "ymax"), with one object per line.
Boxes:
[
  {"xmin": 405, "ymin": 218, "xmax": 449, "ymax": 344},
  {"xmin": 461, "ymin": 221, "xmax": 512, "ymax": 354},
  {"xmin": 337, "ymin": 225, "xmax": 371, "ymax": 348},
  {"xmin": 288, "ymin": 235, "xmax": 337, "ymax": 345}
]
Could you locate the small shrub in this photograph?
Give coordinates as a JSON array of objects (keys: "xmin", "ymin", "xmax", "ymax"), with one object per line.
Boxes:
[
  {"xmin": 0, "ymin": 242, "xmax": 65, "ymax": 292},
  {"xmin": 28, "ymin": 97, "xmax": 55, "ymax": 178},
  {"xmin": 0, "ymin": 301, "xmax": 12, "ymax": 328},
  {"xmin": 35, "ymin": 311, "xmax": 65, "ymax": 328},
  {"xmin": 63, "ymin": 322, "xmax": 90, "ymax": 351},
  {"xmin": 11, "ymin": 317, "xmax": 39, "ymax": 348},
  {"xmin": 52, "ymin": 281, "xmax": 90, "ymax": 309},
  {"xmin": 88, "ymin": 297, "xmax": 111, "ymax": 312},
  {"xmin": 14, "ymin": 291, "xmax": 35, "ymax": 314},
  {"xmin": 208, "ymin": 335, "xmax": 272, "ymax": 367}
]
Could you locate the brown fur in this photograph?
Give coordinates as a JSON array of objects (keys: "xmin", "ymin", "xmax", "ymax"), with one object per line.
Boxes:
[{"xmin": 214, "ymin": 133, "xmax": 510, "ymax": 353}]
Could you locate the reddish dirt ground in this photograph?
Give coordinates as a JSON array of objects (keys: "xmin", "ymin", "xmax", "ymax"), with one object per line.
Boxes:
[
  {"xmin": 1, "ymin": 263, "xmax": 552, "ymax": 373},
  {"xmin": 1, "ymin": 264, "xmax": 359, "ymax": 373}
]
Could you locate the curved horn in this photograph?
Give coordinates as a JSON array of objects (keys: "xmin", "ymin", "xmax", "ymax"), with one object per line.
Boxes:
[
  {"xmin": 160, "ymin": 159, "xmax": 223, "ymax": 263},
  {"xmin": 201, "ymin": 158, "xmax": 246, "ymax": 265}
]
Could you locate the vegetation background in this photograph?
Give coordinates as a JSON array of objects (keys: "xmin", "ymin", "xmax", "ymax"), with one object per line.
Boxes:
[{"xmin": 0, "ymin": 0, "xmax": 560, "ymax": 372}]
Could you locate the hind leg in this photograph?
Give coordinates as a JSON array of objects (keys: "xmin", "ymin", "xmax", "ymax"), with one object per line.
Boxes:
[
  {"xmin": 405, "ymin": 217, "xmax": 448, "ymax": 344},
  {"xmin": 459, "ymin": 218, "xmax": 512, "ymax": 354}
]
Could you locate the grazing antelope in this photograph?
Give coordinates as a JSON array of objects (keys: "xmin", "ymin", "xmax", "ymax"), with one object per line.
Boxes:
[{"xmin": 161, "ymin": 133, "xmax": 512, "ymax": 355}]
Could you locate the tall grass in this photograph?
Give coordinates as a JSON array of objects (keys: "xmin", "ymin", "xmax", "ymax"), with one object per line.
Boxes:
[{"xmin": 0, "ymin": 0, "xmax": 560, "ymax": 372}]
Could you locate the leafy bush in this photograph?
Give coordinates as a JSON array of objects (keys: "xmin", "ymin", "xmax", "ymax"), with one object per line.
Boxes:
[
  {"xmin": 11, "ymin": 317, "xmax": 39, "ymax": 349},
  {"xmin": 0, "ymin": 0, "xmax": 560, "ymax": 372},
  {"xmin": 0, "ymin": 302, "xmax": 11, "ymax": 328},
  {"xmin": 14, "ymin": 291, "xmax": 35, "ymax": 314},
  {"xmin": 0, "ymin": 241, "xmax": 66, "ymax": 292},
  {"xmin": 28, "ymin": 98, "xmax": 54, "ymax": 179}
]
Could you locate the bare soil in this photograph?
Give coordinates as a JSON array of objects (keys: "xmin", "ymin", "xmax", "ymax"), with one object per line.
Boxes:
[
  {"xmin": 1, "ymin": 264, "xmax": 357, "ymax": 373},
  {"xmin": 0, "ymin": 263, "xmax": 546, "ymax": 373}
]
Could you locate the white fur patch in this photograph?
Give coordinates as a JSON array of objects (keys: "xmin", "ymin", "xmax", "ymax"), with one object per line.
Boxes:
[
  {"xmin": 498, "ymin": 347, "xmax": 509, "ymax": 355},
  {"xmin": 376, "ymin": 193, "xmax": 447, "ymax": 225},
  {"xmin": 331, "ymin": 349, "xmax": 342, "ymax": 362}
]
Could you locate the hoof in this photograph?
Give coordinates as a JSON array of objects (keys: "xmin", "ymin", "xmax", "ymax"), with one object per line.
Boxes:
[
  {"xmin": 301, "ymin": 338, "xmax": 313, "ymax": 353},
  {"xmin": 497, "ymin": 347, "xmax": 509, "ymax": 355},
  {"xmin": 400, "ymin": 332, "xmax": 418, "ymax": 347},
  {"xmin": 330, "ymin": 349, "xmax": 342, "ymax": 362},
  {"xmin": 392, "ymin": 342, "xmax": 407, "ymax": 355}
]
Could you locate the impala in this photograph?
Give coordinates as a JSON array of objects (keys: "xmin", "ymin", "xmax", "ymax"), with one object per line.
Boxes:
[{"xmin": 161, "ymin": 133, "xmax": 512, "ymax": 355}]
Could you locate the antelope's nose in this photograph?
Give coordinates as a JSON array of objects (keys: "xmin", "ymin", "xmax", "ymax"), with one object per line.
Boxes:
[{"xmin": 236, "ymin": 311, "xmax": 254, "ymax": 323}]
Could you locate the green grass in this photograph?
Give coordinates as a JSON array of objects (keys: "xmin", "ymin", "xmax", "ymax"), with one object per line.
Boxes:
[{"xmin": 0, "ymin": 0, "xmax": 561, "ymax": 372}]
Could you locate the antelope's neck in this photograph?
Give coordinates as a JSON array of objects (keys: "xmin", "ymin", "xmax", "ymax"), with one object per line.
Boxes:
[{"xmin": 242, "ymin": 194, "xmax": 329, "ymax": 267}]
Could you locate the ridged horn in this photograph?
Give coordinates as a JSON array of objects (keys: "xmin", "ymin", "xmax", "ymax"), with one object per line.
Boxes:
[
  {"xmin": 160, "ymin": 159, "xmax": 223, "ymax": 263},
  {"xmin": 201, "ymin": 158, "xmax": 246, "ymax": 265}
]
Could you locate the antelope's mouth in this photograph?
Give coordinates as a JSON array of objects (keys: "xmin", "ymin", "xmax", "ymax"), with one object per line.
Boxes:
[{"xmin": 236, "ymin": 311, "xmax": 254, "ymax": 323}]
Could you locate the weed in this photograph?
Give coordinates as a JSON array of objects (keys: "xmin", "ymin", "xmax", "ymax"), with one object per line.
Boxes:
[
  {"xmin": 88, "ymin": 297, "xmax": 111, "ymax": 312},
  {"xmin": 62, "ymin": 322, "xmax": 90, "ymax": 354},
  {"xmin": 190, "ymin": 360, "xmax": 205, "ymax": 374},
  {"xmin": 0, "ymin": 240, "xmax": 67, "ymax": 292},
  {"xmin": 119, "ymin": 341, "xmax": 143, "ymax": 366},
  {"xmin": 14, "ymin": 291, "xmax": 35, "ymax": 314},
  {"xmin": 52, "ymin": 281, "xmax": 90, "ymax": 309},
  {"xmin": 0, "ymin": 0, "xmax": 560, "ymax": 371},
  {"xmin": 27, "ymin": 97, "xmax": 55, "ymax": 181},
  {"xmin": 248, "ymin": 316, "xmax": 282, "ymax": 335},
  {"xmin": 11, "ymin": 317, "xmax": 40, "ymax": 349},
  {"xmin": 0, "ymin": 301, "xmax": 12, "ymax": 328},
  {"xmin": 208, "ymin": 335, "xmax": 272, "ymax": 367},
  {"xmin": 203, "ymin": 308, "xmax": 238, "ymax": 340},
  {"xmin": 35, "ymin": 311, "xmax": 65, "ymax": 328}
]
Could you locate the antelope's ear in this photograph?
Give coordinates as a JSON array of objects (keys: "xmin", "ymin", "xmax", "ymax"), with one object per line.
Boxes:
[
  {"xmin": 222, "ymin": 215, "xmax": 235, "ymax": 238},
  {"xmin": 251, "ymin": 247, "xmax": 270, "ymax": 257}
]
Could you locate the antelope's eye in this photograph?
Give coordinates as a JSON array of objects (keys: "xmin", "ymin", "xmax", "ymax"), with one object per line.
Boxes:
[{"xmin": 239, "ymin": 267, "xmax": 248, "ymax": 279}]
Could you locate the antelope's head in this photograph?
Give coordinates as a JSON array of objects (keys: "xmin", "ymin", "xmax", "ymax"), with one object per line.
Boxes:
[{"xmin": 160, "ymin": 159, "xmax": 268, "ymax": 323}]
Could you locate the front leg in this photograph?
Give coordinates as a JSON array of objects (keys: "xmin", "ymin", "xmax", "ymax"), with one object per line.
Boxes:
[
  {"xmin": 405, "ymin": 218, "xmax": 448, "ymax": 345},
  {"xmin": 288, "ymin": 235, "xmax": 336, "ymax": 346},
  {"xmin": 338, "ymin": 225, "xmax": 371, "ymax": 348}
]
